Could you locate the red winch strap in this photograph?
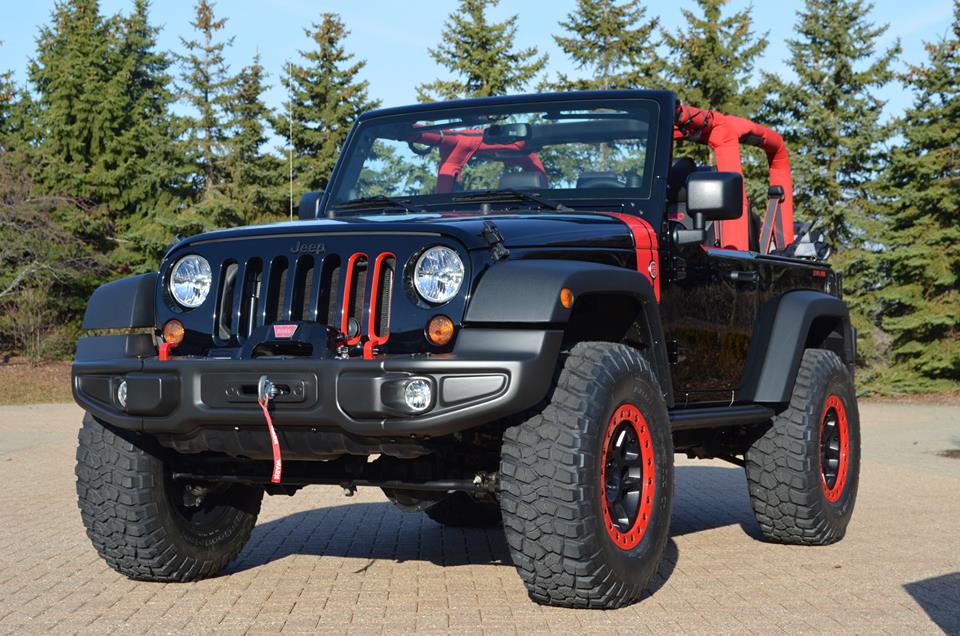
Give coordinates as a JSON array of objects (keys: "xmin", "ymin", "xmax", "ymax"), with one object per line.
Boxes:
[{"xmin": 257, "ymin": 396, "xmax": 282, "ymax": 484}]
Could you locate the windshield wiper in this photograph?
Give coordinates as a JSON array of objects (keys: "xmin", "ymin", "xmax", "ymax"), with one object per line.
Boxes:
[
  {"xmin": 453, "ymin": 189, "xmax": 574, "ymax": 212},
  {"xmin": 332, "ymin": 195, "xmax": 427, "ymax": 214}
]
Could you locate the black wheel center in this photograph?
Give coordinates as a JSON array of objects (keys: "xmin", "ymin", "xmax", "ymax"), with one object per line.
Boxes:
[
  {"xmin": 603, "ymin": 421, "xmax": 645, "ymax": 533},
  {"xmin": 820, "ymin": 408, "xmax": 841, "ymax": 489}
]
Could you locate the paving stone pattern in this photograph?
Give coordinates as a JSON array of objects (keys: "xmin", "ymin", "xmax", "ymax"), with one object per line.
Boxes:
[{"xmin": 1, "ymin": 403, "xmax": 958, "ymax": 635}]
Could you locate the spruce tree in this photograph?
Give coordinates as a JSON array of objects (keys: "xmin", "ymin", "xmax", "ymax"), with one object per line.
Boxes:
[
  {"xmin": 0, "ymin": 48, "xmax": 36, "ymax": 195},
  {"xmin": 760, "ymin": 0, "xmax": 899, "ymax": 244},
  {"xmin": 875, "ymin": 1, "xmax": 960, "ymax": 389},
  {"xmin": 546, "ymin": 0, "xmax": 663, "ymax": 91},
  {"xmin": 662, "ymin": 0, "xmax": 767, "ymax": 180},
  {"xmin": 29, "ymin": 0, "xmax": 185, "ymax": 266},
  {"xmin": 760, "ymin": 1, "xmax": 899, "ymax": 384},
  {"xmin": 0, "ymin": 46, "xmax": 14, "ymax": 141},
  {"xmin": 110, "ymin": 0, "xmax": 190, "ymax": 263},
  {"xmin": 662, "ymin": 0, "xmax": 767, "ymax": 116},
  {"xmin": 176, "ymin": 0, "xmax": 235, "ymax": 199},
  {"xmin": 274, "ymin": 13, "xmax": 379, "ymax": 197},
  {"xmin": 417, "ymin": 0, "xmax": 547, "ymax": 101},
  {"xmin": 28, "ymin": 0, "xmax": 116, "ymax": 204},
  {"xmin": 223, "ymin": 54, "xmax": 284, "ymax": 225}
]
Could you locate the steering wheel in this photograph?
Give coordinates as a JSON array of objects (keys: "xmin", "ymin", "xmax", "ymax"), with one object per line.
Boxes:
[
  {"xmin": 408, "ymin": 130, "xmax": 442, "ymax": 156},
  {"xmin": 408, "ymin": 141, "xmax": 435, "ymax": 156},
  {"xmin": 579, "ymin": 177, "xmax": 625, "ymax": 188}
]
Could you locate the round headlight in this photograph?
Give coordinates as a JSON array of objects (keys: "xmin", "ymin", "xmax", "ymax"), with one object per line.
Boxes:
[
  {"xmin": 413, "ymin": 246, "xmax": 464, "ymax": 304},
  {"xmin": 169, "ymin": 255, "xmax": 212, "ymax": 308}
]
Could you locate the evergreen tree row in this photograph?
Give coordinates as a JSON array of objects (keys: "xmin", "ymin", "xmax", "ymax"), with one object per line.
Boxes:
[{"xmin": 0, "ymin": 0, "xmax": 955, "ymax": 391}]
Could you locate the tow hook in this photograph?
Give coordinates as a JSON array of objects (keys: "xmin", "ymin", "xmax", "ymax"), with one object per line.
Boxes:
[{"xmin": 257, "ymin": 376, "xmax": 278, "ymax": 403}]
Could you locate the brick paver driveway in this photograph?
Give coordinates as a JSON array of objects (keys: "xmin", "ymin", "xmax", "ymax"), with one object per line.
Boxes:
[{"xmin": 1, "ymin": 401, "xmax": 958, "ymax": 635}]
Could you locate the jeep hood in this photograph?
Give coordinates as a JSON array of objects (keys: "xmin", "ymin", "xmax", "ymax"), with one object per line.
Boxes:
[{"xmin": 170, "ymin": 212, "xmax": 636, "ymax": 254}]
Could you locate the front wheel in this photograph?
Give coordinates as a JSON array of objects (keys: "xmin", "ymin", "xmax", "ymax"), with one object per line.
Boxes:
[
  {"xmin": 76, "ymin": 414, "xmax": 263, "ymax": 581},
  {"xmin": 500, "ymin": 342, "xmax": 673, "ymax": 609},
  {"xmin": 745, "ymin": 348, "xmax": 861, "ymax": 544}
]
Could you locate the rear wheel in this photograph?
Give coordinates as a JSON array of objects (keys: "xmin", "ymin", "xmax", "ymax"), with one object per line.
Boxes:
[
  {"xmin": 745, "ymin": 349, "xmax": 860, "ymax": 544},
  {"xmin": 76, "ymin": 414, "xmax": 262, "ymax": 581},
  {"xmin": 500, "ymin": 342, "xmax": 673, "ymax": 609}
]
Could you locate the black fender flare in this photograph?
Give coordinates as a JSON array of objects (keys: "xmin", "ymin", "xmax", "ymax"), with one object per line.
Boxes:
[
  {"xmin": 465, "ymin": 260, "xmax": 672, "ymax": 405},
  {"xmin": 82, "ymin": 273, "xmax": 157, "ymax": 330},
  {"xmin": 739, "ymin": 290, "xmax": 855, "ymax": 404}
]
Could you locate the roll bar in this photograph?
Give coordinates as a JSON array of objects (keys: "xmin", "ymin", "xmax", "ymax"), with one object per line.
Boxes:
[{"xmin": 674, "ymin": 102, "xmax": 795, "ymax": 251}]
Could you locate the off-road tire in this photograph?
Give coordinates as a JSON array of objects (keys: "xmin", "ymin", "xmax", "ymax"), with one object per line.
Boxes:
[
  {"xmin": 500, "ymin": 342, "xmax": 673, "ymax": 609},
  {"xmin": 76, "ymin": 414, "xmax": 263, "ymax": 581},
  {"xmin": 425, "ymin": 492, "xmax": 502, "ymax": 528},
  {"xmin": 745, "ymin": 348, "xmax": 860, "ymax": 545}
]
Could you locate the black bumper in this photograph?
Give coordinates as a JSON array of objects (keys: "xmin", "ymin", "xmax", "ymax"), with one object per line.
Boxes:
[{"xmin": 72, "ymin": 329, "xmax": 562, "ymax": 439}]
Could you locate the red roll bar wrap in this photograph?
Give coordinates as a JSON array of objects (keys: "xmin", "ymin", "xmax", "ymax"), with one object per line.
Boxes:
[
  {"xmin": 411, "ymin": 130, "xmax": 547, "ymax": 194},
  {"xmin": 674, "ymin": 103, "xmax": 795, "ymax": 251}
]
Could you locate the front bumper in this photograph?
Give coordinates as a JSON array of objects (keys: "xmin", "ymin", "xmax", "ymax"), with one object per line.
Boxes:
[{"xmin": 72, "ymin": 329, "xmax": 562, "ymax": 439}]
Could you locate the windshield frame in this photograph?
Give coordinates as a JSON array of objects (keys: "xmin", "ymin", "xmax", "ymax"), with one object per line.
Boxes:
[{"xmin": 320, "ymin": 93, "xmax": 670, "ymax": 219}]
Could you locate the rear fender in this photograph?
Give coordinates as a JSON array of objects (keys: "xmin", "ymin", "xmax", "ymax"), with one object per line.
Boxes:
[{"xmin": 739, "ymin": 290, "xmax": 855, "ymax": 404}]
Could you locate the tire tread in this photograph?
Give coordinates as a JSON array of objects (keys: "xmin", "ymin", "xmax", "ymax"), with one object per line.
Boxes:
[{"xmin": 75, "ymin": 415, "xmax": 260, "ymax": 581}]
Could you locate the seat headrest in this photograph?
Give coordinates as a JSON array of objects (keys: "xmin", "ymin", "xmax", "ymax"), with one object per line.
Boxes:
[{"xmin": 498, "ymin": 171, "xmax": 547, "ymax": 190}]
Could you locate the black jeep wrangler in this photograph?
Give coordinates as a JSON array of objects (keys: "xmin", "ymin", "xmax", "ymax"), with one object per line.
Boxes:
[{"xmin": 73, "ymin": 90, "xmax": 859, "ymax": 609}]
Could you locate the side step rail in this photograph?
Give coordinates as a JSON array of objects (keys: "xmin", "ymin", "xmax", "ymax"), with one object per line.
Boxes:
[{"xmin": 669, "ymin": 404, "xmax": 775, "ymax": 431}]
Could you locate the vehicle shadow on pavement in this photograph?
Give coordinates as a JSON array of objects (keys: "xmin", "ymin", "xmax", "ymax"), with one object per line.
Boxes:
[
  {"xmin": 227, "ymin": 464, "xmax": 756, "ymax": 578},
  {"xmin": 904, "ymin": 572, "xmax": 960, "ymax": 636},
  {"xmin": 671, "ymin": 464, "xmax": 765, "ymax": 540}
]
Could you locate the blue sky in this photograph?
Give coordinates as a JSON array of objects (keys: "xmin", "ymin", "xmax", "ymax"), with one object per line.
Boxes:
[{"xmin": 1, "ymin": 0, "xmax": 954, "ymax": 120}]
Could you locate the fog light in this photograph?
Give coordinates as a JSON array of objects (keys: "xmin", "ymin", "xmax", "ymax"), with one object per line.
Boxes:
[
  {"xmin": 403, "ymin": 379, "xmax": 432, "ymax": 412},
  {"xmin": 163, "ymin": 319, "xmax": 185, "ymax": 346},
  {"xmin": 116, "ymin": 380, "xmax": 127, "ymax": 409}
]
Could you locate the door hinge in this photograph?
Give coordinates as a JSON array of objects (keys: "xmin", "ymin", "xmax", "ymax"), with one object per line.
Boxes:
[
  {"xmin": 667, "ymin": 339, "xmax": 686, "ymax": 364},
  {"xmin": 671, "ymin": 256, "xmax": 686, "ymax": 281}
]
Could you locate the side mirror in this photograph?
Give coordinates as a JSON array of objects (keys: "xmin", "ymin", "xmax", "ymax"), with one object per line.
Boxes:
[
  {"xmin": 298, "ymin": 191, "xmax": 324, "ymax": 220},
  {"xmin": 686, "ymin": 171, "xmax": 744, "ymax": 227}
]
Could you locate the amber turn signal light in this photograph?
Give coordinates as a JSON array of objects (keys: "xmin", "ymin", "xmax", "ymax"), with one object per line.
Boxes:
[
  {"xmin": 162, "ymin": 320, "xmax": 185, "ymax": 347},
  {"xmin": 560, "ymin": 287, "xmax": 574, "ymax": 309},
  {"xmin": 426, "ymin": 315, "xmax": 454, "ymax": 346}
]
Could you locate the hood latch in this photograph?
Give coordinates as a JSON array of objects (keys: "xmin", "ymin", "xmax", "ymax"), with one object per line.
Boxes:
[{"xmin": 481, "ymin": 220, "xmax": 510, "ymax": 262}]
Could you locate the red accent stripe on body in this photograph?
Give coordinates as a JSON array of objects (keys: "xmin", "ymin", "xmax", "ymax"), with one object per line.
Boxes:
[{"xmin": 601, "ymin": 213, "xmax": 661, "ymax": 302}]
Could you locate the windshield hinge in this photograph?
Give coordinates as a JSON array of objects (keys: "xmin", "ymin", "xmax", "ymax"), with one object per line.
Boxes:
[{"xmin": 481, "ymin": 221, "xmax": 510, "ymax": 262}]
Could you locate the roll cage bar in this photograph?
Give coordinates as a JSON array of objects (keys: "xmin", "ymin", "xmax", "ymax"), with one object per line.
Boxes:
[
  {"xmin": 393, "ymin": 101, "xmax": 795, "ymax": 253},
  {"xmin": 674, "ymin": 102, "xmax": 795, "ymax": 251}
]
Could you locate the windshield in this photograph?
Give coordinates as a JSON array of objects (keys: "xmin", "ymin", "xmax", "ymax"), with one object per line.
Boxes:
[{"xmin": 325, "ymin": 98, "xmax": 660, "ymax": 215}]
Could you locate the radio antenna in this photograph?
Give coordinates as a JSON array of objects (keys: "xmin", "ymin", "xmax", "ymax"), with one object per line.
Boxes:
[{"xmin": 288, "ymin": 60, "xmax": 293, "ymax": 221}]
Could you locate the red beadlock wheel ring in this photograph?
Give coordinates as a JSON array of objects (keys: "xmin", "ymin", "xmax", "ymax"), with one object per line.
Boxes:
[
  {"xmin": 600, "ymin": 404, "xmax": 656, "ymax": 550},
  {"xmin": 819, "ymin": 394, "xmax": 849, "ymax": 502}
]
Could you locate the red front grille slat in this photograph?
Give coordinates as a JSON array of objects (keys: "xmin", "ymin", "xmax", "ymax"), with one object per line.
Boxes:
[
  {"xmin": 340, "ymin": 253, "xmax": 368, "ymax": 346},
  {"xmin": 363, "ymin": 252, "xmax": 396, "ymax": 358},
  {"xmin": 212, "ymin": 249, "xmax": 395, "ymax": 354}
]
